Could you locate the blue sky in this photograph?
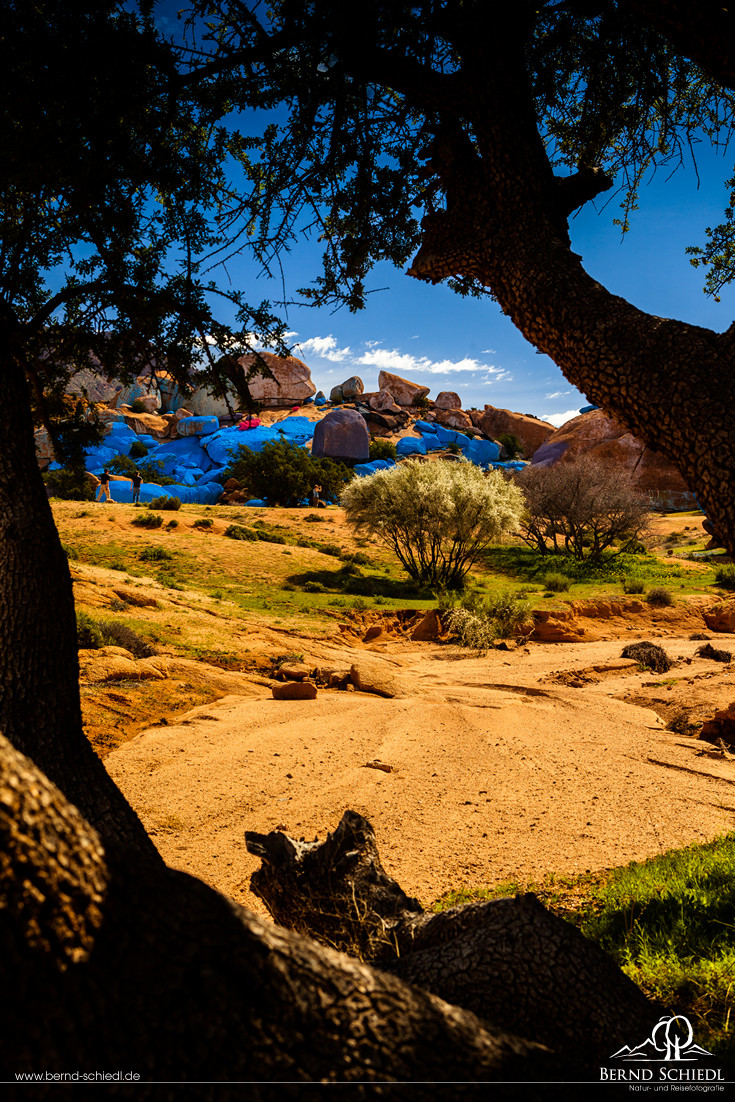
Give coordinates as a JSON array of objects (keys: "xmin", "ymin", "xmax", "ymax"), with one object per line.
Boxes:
[{"xmin": 221, "ymin": 140, "xmax": 735, "ymax": 428}]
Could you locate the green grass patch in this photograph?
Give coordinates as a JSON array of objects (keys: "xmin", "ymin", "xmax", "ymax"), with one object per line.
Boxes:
[{"xmin": 431, "ymin": 834, "xmax": 735, "ymax": 1069}]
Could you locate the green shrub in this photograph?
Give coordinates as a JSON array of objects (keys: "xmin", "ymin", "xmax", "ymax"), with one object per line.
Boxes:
[
  {"xmin": 148, "ymin": 495, "xmax": 181, "ymax": 511},
  {"xmin": 342, "ymin": 551, "xmax": 372, "ymax": 566},
  {"xmin": 303, "ymin": 580, "xmax": 327, "ymax": 593},
  {"xmin": 369, "ymin": 439, "xmax": 398, "ymax": 462},
  {"xmin": 43, "ymin": 467, "xmax": 95, "ymax": 501},
  {"xmin": 225, "ymin": 439, "xmax": 353, "ymax": 507},
  {"xmin": 543, "ymin": 572, "xmax": 570, "ymax": 592},
  {"xmin": 497, "ymin": 432, "xmax": 524, "ymax": 459},
  {"xmin": 225, "ymin": 524, "xmax": 258, "ymax": 541},
  {"xmin": 138, "ymin": 547, "xmax": 172, "ymax": 562},
  {"xmin": 129, "ymin": 440, "xmax": 149, "ymax": 458},
  {"xmin": 131, "ymin": 513, "xmax": 163, "ymax": 529},
  {"xmin": 76, "ymin": 611, "xmax": 156, "ymax": 657},
  {"xmin": 622, "ymin": 575, "xmax": 646, "ymax": 594},
  {"xmin": 445, "ymin": 590, "xmax": 532, "ymax": 650},
  {"xmin": 166, "ymin": 519, "xmax": 179, "ymax": 529},
  {"xmin": 305, "ymin": 513, "xmax": 326, "ymax": 523},
  {"xmin": 317, "ymin": 543, "xmax": 342, "ymax": 557},
  {"xmin": 714, "ymin": 564, "xmax": 735, "ymax": 590},
  {"xmin": 130, "ymin": 397, "xmax": 148, "ymax": 413},
  {"xmin": 647, "ymin": 587, "xmax": 674, "ymax": 607},
  {"xmin": 193, "ymin": 517, "xmax": 214, "ymax": 529}
]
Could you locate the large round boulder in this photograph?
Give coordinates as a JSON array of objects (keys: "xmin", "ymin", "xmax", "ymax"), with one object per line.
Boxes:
[
  {"xmin": 312, "ymin": 408, "xmax": 370, "ymax": 462},
  {"xmin": 435, "ymin": 391, "xmax": 461, "ymax": 410},
  {"xmin": 239, "ymin": 351, "xmax": 316, "ymax": 407}
]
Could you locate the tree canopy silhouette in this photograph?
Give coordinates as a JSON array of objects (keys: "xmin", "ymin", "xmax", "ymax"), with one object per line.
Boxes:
[{"xmin": 189, "ymin": 0, "xmax": 735, "ymax": 550}]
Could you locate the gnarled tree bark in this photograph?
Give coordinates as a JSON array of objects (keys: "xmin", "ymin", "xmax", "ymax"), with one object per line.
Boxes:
[
  {"xmin": 401, "ymin": 9, "xmax": 735, "ymax": 552},
  {"xmin": 0, "ymin": 733, "xmax": 568, "ymax": 1091},
  {"xmin": 0, "ymin": 340, "xmax": 159, "ymax": 863},
  {"xmin": 246, "ymin": 810, "xmax": 662, "ymax": 1069}
]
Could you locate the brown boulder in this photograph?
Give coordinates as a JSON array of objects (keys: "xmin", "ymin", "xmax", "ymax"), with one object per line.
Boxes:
[
  {"xmin": 699, "ymin": 702, "xmax": 735, "ymax": 748},
  {"xmin": 433, "ymin": 407, "xmax": 475, "ymax": 433},
  {"xmin": 239, "ymin": 351, "xmax": 316, "ymax": 407},
  {"xmin": 703, "ymin": 601, "xmax": 735, "ymax": 633},
  {"xmin": 277, "ymin": 661, "xmax": 312, "ymax": 681},
  {"xmin": 369, "ymin": 389, "xmax": 402, "ymax": 413},
  {"xmin": 271, "ymin": 681, "xmax": 318, "ymax": 700},
  {"xmin": 532, "ymin": 411, "xmax": 694, "ymax": 503},
  {"xmin": 120, "ymin": 410, "xmax": 171, "ymax": 439},
  {"xmin": 350, "ymin": 659, "xmax": 404, "ymax": 698},
  {"xmin": 410, "ymin": 609, "xmax": 446, "ymax": 641},
  {"xmin": 476, "ymin": 406, "xmax": 554, "ymax": 457},
  {"xmin": 377, "ymin": 370, "xmax": 430, "ymax": 406},
  {"xmin": 435, "ymin": 391, "xmax": 461, "ymax": 410}
]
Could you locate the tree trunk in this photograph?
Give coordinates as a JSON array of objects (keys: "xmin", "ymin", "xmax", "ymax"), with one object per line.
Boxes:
[
  {"xmin": 0, "ymin": 342, "xmax": 159, "ymax": 861},
  {"xmin": 245, "ymin": 811, "xmax": 661, "ymax": 1069},
  {"xmin": 0, "ymin": 733, "xmax": 569, "ymax": 1091},
  {"xmin": 405, "ymin": 11, "xmax": 735, "ymax": 553}
]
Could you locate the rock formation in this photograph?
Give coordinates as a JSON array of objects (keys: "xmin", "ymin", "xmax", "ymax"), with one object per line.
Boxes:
[
  {"xmin": 471, "ymin": 406, "xmax": 554, "ymax": 457},
  {"xmin": 312, "ymin": 408, "xmax": 370, "ymax": 462},
  {"xmin": 435, "ymin": 391, "xmax": 461, "ymax": 409},
  {"xmin": 377, "ymin": 370, "xmax": 430, "ymax": 406},
  {"xmin": 239, "ymin": 351, "xmax": 316, "ymax": 407},
  {"xmin": 532, "ymin": 410, "xmax": 694, "ymax": 504}
]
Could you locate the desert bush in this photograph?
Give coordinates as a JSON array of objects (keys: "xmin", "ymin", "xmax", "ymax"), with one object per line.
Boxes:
[
  {"xmin": 341, "ymin": 459, "xmax": 523, "ymax": 591},
  {"xmin": 225, "ymin": 524, "xmax": 258, "ymax": 541},
  {"xmin": 696, "ymin": 642, "xmax": 732, "ymax": 663},
  {"xmin": 109, "ymin": 453, "xmax": 177, "ymax": 485},
  {"xmin": 138, "ymin": 547, "xmax": 172, "ymax": 562},
  {"xmin": 148, "ymin": 495, "xmax": 181, "ymax": 511},
  {"xmin": 76, "ymin": 611, "xmax": 156, "ymax": 657},
  {"xmin": 517, "ymin": 454, "xmax": 651, "ymax": 562},
  {"xmin": 43, "ymin": 467, "xmax": 95, "ymax": 501},
  {"xmin": 305, "ymin": 513, "xmax": 326, "ymax": 523},
  {"xmin": 445, "ymin": 590, "xmax": 532, "ymax": 649},
  {"xmin": 369, "ymin": 439, "xmax": 398, "ymax": 461},
  {"xmin": 621, "ymin": 641, "xmax": 671, "ymax": 672},
  {"xmin": 646, "ymin": 587, "xmax": 674, "ymax": 607},
  {"xmin": 193, "ymin": 518, "xmax": 214, "ymax": 529},
  {"xmin": 130, "ymin": 398, "xmax": 148, "ymax": 413},
  {"xmin": 543, "ymin": 572, "xmax": 570, "ymax": 592},
  {"xmin": 166, "ymin": 519, "xmax": 178, "ymax": 529},
  {"xmin": 622, "ymin": 575, "xmax": 646, "ymax": 594},
  {"xmin": 131, "ymin": 513, "xmax": 163, "ymax": 529},
  {"xmin": 129, "ymin": 440, "xmax": 149, "ymax": 458},
  {"xmin": 497, "ymin": 432, "xmax": 524, "ymax": 459},
  {"xmin": 714, "ymin": 564, "xmax": 735, "ymax": 590},
  {"xmin": 317, "ymin": 543, "xmax": 342, "ymax": 557},
  {"xmin": 303, "ymin": 580, "xmax": 327, "ymax": 593},
  {"xmin": 225, "ymin": 439, "xmax": 352, "ymax": 507}
]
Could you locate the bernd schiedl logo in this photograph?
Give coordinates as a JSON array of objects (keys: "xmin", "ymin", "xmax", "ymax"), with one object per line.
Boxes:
[
  {"xmin": 611, "ymin": 1015, "xmax": 713, "ymax": 1062},
  {"xmin": 600, "ymin": 1015, "xmax": 726, "ymax": 1082}
]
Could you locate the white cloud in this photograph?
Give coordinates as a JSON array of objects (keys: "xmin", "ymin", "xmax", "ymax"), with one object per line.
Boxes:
[
  {"xmin": 541, "ymin": 408, "xmax": 581, "ymax": 428},
  {"xmin": 295, "ymin": 335, "xmax": 351, "ymax": 362},
  {"xmin": 544, "ymin": 389, "xmax": 572, "ymax": 401},
  {"xmin": 295, "ymin": 335, "xmax": 512, "ymax": 389}
]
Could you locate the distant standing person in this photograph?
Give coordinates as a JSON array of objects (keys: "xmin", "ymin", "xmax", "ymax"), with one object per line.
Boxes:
[
  {"xmin": 309, "ymin": 483, "xmax": 321, "ymax": 508},
  {"xmin": 96, "ymin": 468, "xmax": 113, "ymax": 503},
  {"xmin": 130, "ymin": 469, "xmax": 142, "ymax": 504}
]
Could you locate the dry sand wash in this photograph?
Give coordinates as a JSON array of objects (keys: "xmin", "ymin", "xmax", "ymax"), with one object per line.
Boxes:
[{"xmin": 104, "ymin": 628, "xmax": 735, "ymax": 915}]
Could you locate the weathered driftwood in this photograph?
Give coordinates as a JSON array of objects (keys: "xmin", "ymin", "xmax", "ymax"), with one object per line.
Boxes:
[{"xmin": 246, "ymin": 810, "xmax": 661, "ymax": 1068}]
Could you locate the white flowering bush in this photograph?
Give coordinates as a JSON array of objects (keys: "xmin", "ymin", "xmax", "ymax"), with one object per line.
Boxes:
[{"xmin": 340, "ymin": 459, "xmax": 523, "ymax": 591}]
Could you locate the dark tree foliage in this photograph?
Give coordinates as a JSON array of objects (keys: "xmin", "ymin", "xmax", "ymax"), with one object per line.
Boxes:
[
  {"xmin": 184, "ymin": 0, "xmax": 735, "ymax": 554},
  {"xmin": 226, "ymin": 438, "xmax": 352, "ymax": 506}
]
